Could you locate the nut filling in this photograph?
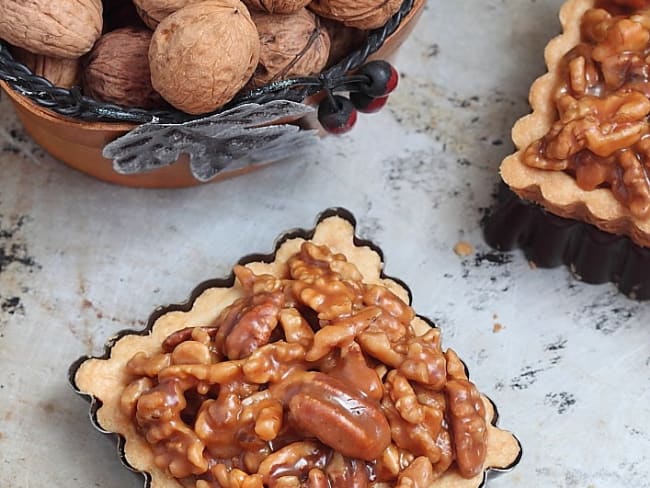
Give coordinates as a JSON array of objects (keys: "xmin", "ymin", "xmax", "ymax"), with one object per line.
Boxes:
[
  {"xmin": 523, "ymin": 0, "xmax": 650, "ymax": 218},
  {"xmin": 119, "ymin": 242, "xmax": 488, "ymax": 488}
]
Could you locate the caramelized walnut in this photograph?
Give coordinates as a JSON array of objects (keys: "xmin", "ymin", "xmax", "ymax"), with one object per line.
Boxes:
[
  {"xmin": 325, "ymin": 342, "xmax": 384, "ymax": 401},
  {"xmin": 396, "ymin": 457, "xmax": 435, "ymax": 488},
  {"xmin": 382, "ymin": 371, "xmax": 454, "ymax": 476},
  {"xmin": 524, "ymin": 4, "xmax": 650, "ymax": 217},
  {"xmin": 445, "ymin": 380, "xmax": 488, "ymax": 479},
  {"xmin": 119, "ymin": 241, "xmax": 490, "ymax": 487},
  {"xmin": 257, "ymin": 441, "xmax": 328, "ymax": 486},
  {"xmin": 215, "ymin": 290, "xmax": 285, "ymax": 359}
]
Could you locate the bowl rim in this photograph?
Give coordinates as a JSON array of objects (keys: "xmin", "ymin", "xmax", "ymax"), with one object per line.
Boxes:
[{"xmin": 0, "ymin": 80, "xmax": 137, "ymax": 132}]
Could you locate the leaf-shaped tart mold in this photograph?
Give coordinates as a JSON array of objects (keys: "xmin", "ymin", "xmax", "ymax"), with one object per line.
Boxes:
[
  {"xmin": 70, "ymin": 208, "xmax": 521, "ymax": 488},
  {"xmin": 484, "ymin": 185, "xmax": 650, "ymax": 300}
]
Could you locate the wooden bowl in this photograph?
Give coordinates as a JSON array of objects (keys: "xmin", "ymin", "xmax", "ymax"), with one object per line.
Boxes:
[{"xmin": 1, "ymin": 1, "xmax": 425, "ymax": 188}]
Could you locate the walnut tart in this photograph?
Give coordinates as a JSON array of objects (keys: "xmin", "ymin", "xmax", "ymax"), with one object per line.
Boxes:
[
  {"xmin": 71, "ymin": 209, "xmax": 521, "ymax": 488},
  {"xmin": 494, "ymin": 0, "xmax": 650, "ymax": 298}
]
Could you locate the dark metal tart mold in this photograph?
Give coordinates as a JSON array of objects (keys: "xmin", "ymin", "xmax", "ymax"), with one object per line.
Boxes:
[
  {"xmin": 69, "ymin": 207, "xmax": 522, "ymax": 488},
  {"xmin": 483, "ymin": 186, "xmax": 650, "ymax": 300}
]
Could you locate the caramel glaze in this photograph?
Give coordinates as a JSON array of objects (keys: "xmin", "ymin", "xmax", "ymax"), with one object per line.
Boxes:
[
  {"xmin": 119, "ymin": 242, "xmax": 489, "ymax": 488},
  {"xmin": 524, "ymin": 0, "xmax": 650, "ymax": 218}
]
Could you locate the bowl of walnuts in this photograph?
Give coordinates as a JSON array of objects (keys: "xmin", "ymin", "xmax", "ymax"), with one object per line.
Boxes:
[{"xmin": 0, "ymin": 0, "xmax": 425, "ymax": 188}]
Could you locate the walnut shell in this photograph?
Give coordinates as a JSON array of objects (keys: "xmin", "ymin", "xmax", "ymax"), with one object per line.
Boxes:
[
  {"xmin": 133, "ymin": 0, "xmax": 204, "ymax": 28},
  {"xmin": 11, "ymin": 47, "xmax": 81, "ymax": 88},
  {"xmin": 242, "ymin": 0, "xmax": 310, "ymax": 14},
  {"xmin": 309, "ymin": 0, "xmax": 402, "ymax": 30},
  {"xmin": 249, "ymin": 9, "xmax": 330, "ymax": 88},
  {"xmin": 149, "ymin": 0, "xmax": 260, "ymax": 114},
  {"xmin": 0, "ymin": 0, "xmax": 102, "ymax": 59},
  {"xmin": 320, "ymin": 18, "xmax": 367, "ymax": 67},
  {"xmin": 82, "ymin": 27, "xmax": 165, "ymax": 109}
]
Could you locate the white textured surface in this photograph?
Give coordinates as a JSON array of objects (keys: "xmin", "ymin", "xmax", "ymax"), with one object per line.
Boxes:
[{"xmin": 0, "ymin": 1, "xmax": 649, "ymax": 487}]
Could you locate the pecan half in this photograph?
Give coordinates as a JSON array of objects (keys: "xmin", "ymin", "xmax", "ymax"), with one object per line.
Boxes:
[{"xmin": 273, "ymin": 372, "xmax": 391, "ymax": 460}]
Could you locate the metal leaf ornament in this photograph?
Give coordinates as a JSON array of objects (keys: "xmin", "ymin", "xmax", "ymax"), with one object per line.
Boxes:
[{"xmin": 103, "ymin": 100, "xmax": 318, "ymax": 182}]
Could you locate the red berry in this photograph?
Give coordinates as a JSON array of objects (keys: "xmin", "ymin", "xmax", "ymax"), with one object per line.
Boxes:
[
  {"xmin": 358, "ymin": 61, "xmax": 399, "ymax": 98},
  {"xmin": 350, "ymin": 92, "xmax": 389, "ymax": 113},
  {"xmin": 383, "ymin": 66, "xmax": 399, "ymax": 95},
  {"xmin": 318, "ymin": 95, "xmax": 358, "ymax": 134}
]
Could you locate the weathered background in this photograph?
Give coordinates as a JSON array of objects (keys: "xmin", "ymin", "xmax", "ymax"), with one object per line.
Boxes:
[{"xmin": 1, "ymin": 1, "xmax": 649, "ymax": 486}]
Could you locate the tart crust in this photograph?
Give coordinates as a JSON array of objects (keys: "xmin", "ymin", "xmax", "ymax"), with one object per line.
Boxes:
[
  {"xmin": 500, "ymin": 0, "xmax": 650, "ymax": 249},
  {"xmin": 72, "ymin": 212, "xmax": 521, "ymax": 488}
]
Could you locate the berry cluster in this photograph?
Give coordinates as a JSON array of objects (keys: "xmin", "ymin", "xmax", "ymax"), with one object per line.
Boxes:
[{"xmin": 317, "ymin": 60, "xmax": 399, "ymax": 134}]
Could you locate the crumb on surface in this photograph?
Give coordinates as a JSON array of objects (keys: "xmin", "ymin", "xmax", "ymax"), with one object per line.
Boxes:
[
  {"xmin": 493, "ymin": 322, "xmax": 504, "ymax": 333},
  {"xmin": 453, "ymin": 240, "xmax": 474, "ymax": 257}
]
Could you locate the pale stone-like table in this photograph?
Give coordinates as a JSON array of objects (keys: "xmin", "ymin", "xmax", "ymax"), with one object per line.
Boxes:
[{"xmin": 1, "ymin": 1, "xmax": 649, "ymax": 487}]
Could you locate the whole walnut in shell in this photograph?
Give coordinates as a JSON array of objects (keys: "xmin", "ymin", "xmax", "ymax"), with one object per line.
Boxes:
[
  {"xmin": 309, "ymin": 0, "xmax": 402, "ymax": 30},
  {"xmin": 133, "ymin": 0, "xmax": 204, "ymax": 28},
  {"xmin": 242, "ymin": 0, "xmax": 310, "ymax": 14},
  {"xmin": 12, "ymin": 47, "xmax": 81, "ymax": 89},
  {"xmin": 149, "ymin": 0, "xmax": 260, "ymax": 114},
  {"xmin": 249, "ymin": 9, "xmax": 330, "ymax": 88},
  {"xmin": 0, "ymin": 0, "xmax": 102, "ymax": 59},
  {"xmin": 82, "ymin": 27, "xmax": 165, "ymax": 109}
]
